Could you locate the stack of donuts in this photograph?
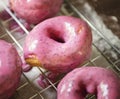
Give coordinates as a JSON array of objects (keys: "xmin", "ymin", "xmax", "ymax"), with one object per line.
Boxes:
[{"xmin": 0, "ymin": 0, "xmax": 119, "ymax": 99}]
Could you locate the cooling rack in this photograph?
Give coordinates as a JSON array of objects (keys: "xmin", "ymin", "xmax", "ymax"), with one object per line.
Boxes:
[{"xmin": 0, "ymin": 0, "xmax": 120, "ymax": 99}]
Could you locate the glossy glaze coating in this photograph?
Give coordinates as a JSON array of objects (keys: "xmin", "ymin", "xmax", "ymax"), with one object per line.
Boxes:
[
  {"xmin": 10, "ymin": 0, "xmax": 63, "ymax": 24},
  {"xmin": 57, "ymin": 67, "xmax": 120, "ymax": 99},
  {"xmin": 0, "ymin": 40, "xmax": 22, "ymax": 99},
  {"xmin": 23, "ymin": 16, "xmax": 92, "ymax": 73}
]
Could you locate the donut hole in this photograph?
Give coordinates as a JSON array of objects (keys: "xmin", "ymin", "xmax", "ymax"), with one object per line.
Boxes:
[
  {"xmin": 77, "ymin": 84, "xmax": 97, "ymax": 98},
  {"xmin": 47, "ymin": 28, "xmax": 65, "ymax": 43},
  {"xmin": 78, "ymin": 85, "xmax": 88, "ymax": 97}
]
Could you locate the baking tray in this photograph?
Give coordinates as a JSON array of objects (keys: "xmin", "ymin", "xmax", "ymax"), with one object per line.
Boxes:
[{"xmin": 0, "ymin": 0, "xmax": 120, "ymax": 99}]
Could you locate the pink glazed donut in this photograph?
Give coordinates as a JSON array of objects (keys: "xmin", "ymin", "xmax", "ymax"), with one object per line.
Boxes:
[
  {"xmin": 10, "ymin": 0, "xmax": 63, "ymax": 24},
  {"xmin": 0, "ymin": 40, "xmax": 22, "ymax": 99},
  {"xmin": 57, "ymin": 67, "xmax": 120, "ymax": 99},
  {"xmin": 23, "ymin": 16, "xmax": 92, "ymax": 73}
]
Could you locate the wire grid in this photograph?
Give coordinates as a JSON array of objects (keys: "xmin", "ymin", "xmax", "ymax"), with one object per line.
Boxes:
[
  {"xmin": 66, "ymin": 0, "xmax": 120, "ymax": 73},
  {"xmin": 0, "ymin": 1, "xmax": 120, "ymax": 99}
]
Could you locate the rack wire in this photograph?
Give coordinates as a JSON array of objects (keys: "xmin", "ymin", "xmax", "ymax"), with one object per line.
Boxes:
[{"xmin": 0, "ymin": 0, "xmax": 120, "ymax": 99}]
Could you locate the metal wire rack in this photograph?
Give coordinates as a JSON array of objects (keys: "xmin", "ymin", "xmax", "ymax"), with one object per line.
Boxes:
[{"xmin": 0, "ymin": 0, "xmax": 120, "ymax": 99}]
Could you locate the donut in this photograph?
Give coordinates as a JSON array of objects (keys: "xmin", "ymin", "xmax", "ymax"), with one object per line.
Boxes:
[
  {"xmin": 57, "ymin": 67, "xmax": 120, "ymax": 99},
  {"xmin": 10, "ymin": 0, "xmax": 63, "ymax": 24},
  {"xmin": 0, "ymin": 40, "xmax": 22, "ymax": 99},
  {"xmin": 23, "ymin": 16, "xmax": 92, "ymax": 73}
]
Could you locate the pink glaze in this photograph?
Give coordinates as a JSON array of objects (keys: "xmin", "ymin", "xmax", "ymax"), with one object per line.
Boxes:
[
  {"xmin": 0, "ymin": 10, "xmax": 11, "ymax": 20},
  {"xmin": 0, "ymin": 40, "xmax": 22, "ymax": 99},
  {"xmin": 37, "ymin": 71, "xmax": 62, "ymax": 88},
  {"xmin": 21, "ymin": 56, "xmax": 32, "ymax": 72},
  {"xmin": 9, "ymin": 19, "xmax": 32, "ymax": 34},
  {"xmin": 57, "ymin": 67, "xmax": 120, "ymax": 99},
  {"xmin": 0, "ymin": 10, "xmax": 32, "ymax": 34},
  {"xmin": 10, "ymin": 0, "xmax": 63, "ymax": 24},
  {"xmin": 23, "ymin": 16, "xmax": 92, "ymax": 73}
]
